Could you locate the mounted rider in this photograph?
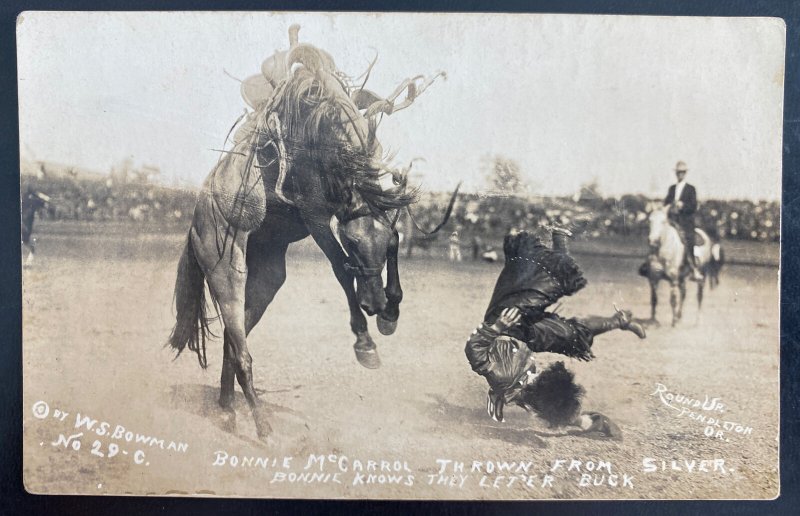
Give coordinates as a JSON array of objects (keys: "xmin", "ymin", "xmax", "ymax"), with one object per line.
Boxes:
[
  {"xmin": 664, "ymin": 161, "xmax": 704, "ymax": 281},
  {"xmin": 465, "ymin": 227, "xmax": 646, "ymax": 439}
]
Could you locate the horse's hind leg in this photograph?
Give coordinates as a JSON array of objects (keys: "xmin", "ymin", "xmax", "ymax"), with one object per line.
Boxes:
[
  {"xmin": 191, "ymin": 225, "xmax": 272, "ymax": 441},
  {"xmin": 710, "ymin": 269, "xmax": 719, "ymax": 289},
  {"xmin": 695, "ymin": 280, "xmax": 704, "ymax": 325},
  {"xmin": 219, "ymin": 225, "xmax": 290, "ymax": 401},
  {"xmin": 649, "ymin": 279, "xmax": 659, "ymax": 324},
  {"xmin": 219, "ymin": 340, "xmax": 236, "ymax": 409},
  {"xmin": 677, "ymin": 280, "xmax": 687, "ymax": 322},
  {"xmin": 669, "ymin": 281, "xmax": 680, "ymax": 326},
  {"xmin": 222, "ymin": 243, "xmax": 289, "ymax": 404}
]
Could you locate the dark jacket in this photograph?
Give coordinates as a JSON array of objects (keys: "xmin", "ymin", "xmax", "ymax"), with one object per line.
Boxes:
[
  {"xmin": 484, "ymin": 232, "xmax": 587, "ymax": 323},
  {"xmin": 664, "ymin": 183, "xmax": 697, "ymax": 231}
]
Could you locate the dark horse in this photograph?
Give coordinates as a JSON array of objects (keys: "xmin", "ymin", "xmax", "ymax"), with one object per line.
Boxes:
[
  {"xmin": 168, "ymin": 41, "xmax": 450, "ymax": 441},
  {"xmin": 21, "ymin": 187, "xmax": 50, "ymax": 266}
]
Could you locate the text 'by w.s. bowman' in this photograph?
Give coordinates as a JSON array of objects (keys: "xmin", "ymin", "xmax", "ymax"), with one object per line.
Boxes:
[{"xmin": 31, "ymin": 400, "xmax": 188, "ymax": 468}]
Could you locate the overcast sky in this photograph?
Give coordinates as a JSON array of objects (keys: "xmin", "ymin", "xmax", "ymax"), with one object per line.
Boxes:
[{"xmin": 17, "ymin": 12, "xmax": 785, "ymax": 200}]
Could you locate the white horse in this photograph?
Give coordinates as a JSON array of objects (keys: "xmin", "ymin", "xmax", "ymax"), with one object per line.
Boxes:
[{"xmin": 644, "ymin": 206, "xmax": 712, "ymax": 326}]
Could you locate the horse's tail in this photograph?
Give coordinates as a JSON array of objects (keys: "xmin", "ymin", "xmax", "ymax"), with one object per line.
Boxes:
[{"xmin": 168, "ymin": 233, "xmax": 213, "ymax": 369}]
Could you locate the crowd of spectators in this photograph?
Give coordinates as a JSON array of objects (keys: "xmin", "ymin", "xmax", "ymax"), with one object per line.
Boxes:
[
  {"xmin": 22, "ymin": 166, "xmax": 779, "ymax": 245},
  {"xmin": 401, "ymin": 191, "xmax": 780, "ymax": 248},
  {"xmin": 21, "ymin": 168, "xmax": 196, "ymax": 224}
]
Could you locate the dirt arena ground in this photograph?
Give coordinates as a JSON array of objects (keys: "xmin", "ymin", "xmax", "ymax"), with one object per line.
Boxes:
[{"xmin": 22, "ymin": 222, "xmax": 779, "ymax": 500}]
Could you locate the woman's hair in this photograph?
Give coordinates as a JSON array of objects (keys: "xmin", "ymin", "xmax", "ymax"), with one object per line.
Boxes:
[{"xmin": 520, "ymin": 361, "xmax": 585, "ymax": 427}]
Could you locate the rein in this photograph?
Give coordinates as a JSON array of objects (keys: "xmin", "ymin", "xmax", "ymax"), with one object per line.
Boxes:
[{"xmin": 406, "ymin": 181, "xmax": 462, "ymax": 236}]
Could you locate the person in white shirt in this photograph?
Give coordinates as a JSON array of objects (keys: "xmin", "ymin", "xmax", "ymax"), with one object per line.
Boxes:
[
  {"xmin": 448, "ymin": 230, "xmax": 462, "ymax": 262},
  {"xmin": 664, "ymin": 161, "xmax": 703, "ymax": 281}
]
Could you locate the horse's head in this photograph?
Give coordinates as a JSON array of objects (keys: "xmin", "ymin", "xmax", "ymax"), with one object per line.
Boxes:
[
  {"xmin": 329, "ymin": 197, "xmax": 398, "ymax": 316},
  {"xmin": 647, "ymin": 205, "xmax": 668, "ymax": 248}
]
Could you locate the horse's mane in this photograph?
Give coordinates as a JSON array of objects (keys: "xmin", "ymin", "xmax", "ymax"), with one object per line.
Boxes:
[{"xmin": 269, "ymin": 57, "xmax": 417, "ymax": 214}]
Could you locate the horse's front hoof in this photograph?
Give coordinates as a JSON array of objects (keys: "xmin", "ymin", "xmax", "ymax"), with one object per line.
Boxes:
[
  {"xmin": 376, "ymin": 315, "xmax": 398, "ymax": 336},
  {"xmin": 354, "ymin": 345, "xmax": 382, "ymax": 369}
]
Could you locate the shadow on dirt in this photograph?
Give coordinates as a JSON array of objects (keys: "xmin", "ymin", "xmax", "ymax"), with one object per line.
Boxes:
[
  {"xmin": 421, "ymin": 394, "xmax": 578, "ymax": 448},
  {"xmin": 165, "ymin": 384, "xmax": 307, "ymax": 447}
]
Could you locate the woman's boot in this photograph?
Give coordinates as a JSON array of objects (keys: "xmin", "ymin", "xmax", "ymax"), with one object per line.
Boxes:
[{"xmin": 577, "ymin": 308, "xmax": 646, "ymax": 339}]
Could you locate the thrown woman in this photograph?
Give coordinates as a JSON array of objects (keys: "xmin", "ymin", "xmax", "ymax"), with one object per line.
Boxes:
[{"xmin": 465, "ymin": 227, "xmax": 647, "ymax": 439}]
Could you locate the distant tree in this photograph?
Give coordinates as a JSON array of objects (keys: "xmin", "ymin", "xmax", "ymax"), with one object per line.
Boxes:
[
  {"xmin": 110, "ymin": 157, "xmax": 134, "ymax": 186},
  {"xmin": 576, "ymin": 177, "xmax": 601, "ymax": 201},
  {"xmin": 482, "ymin": 154, "xmax": 527, "ymax": 197}
]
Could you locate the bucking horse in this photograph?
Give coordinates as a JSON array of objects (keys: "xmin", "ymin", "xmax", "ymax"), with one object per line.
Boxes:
[{"xmin": 168, "ymin": 28, "xmax": 455, "ymax": 441}]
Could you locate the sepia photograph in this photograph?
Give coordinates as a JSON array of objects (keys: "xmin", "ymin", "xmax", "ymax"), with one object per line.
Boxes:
[{"xmin": 18, "ymin": 11, "xmax": 783, "ymax": 500}]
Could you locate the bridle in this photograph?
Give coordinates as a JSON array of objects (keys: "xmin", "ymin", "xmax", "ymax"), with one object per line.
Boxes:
[{"xmin": 331, "ymin": 203, "xmax": 398, "ymax": 278}]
